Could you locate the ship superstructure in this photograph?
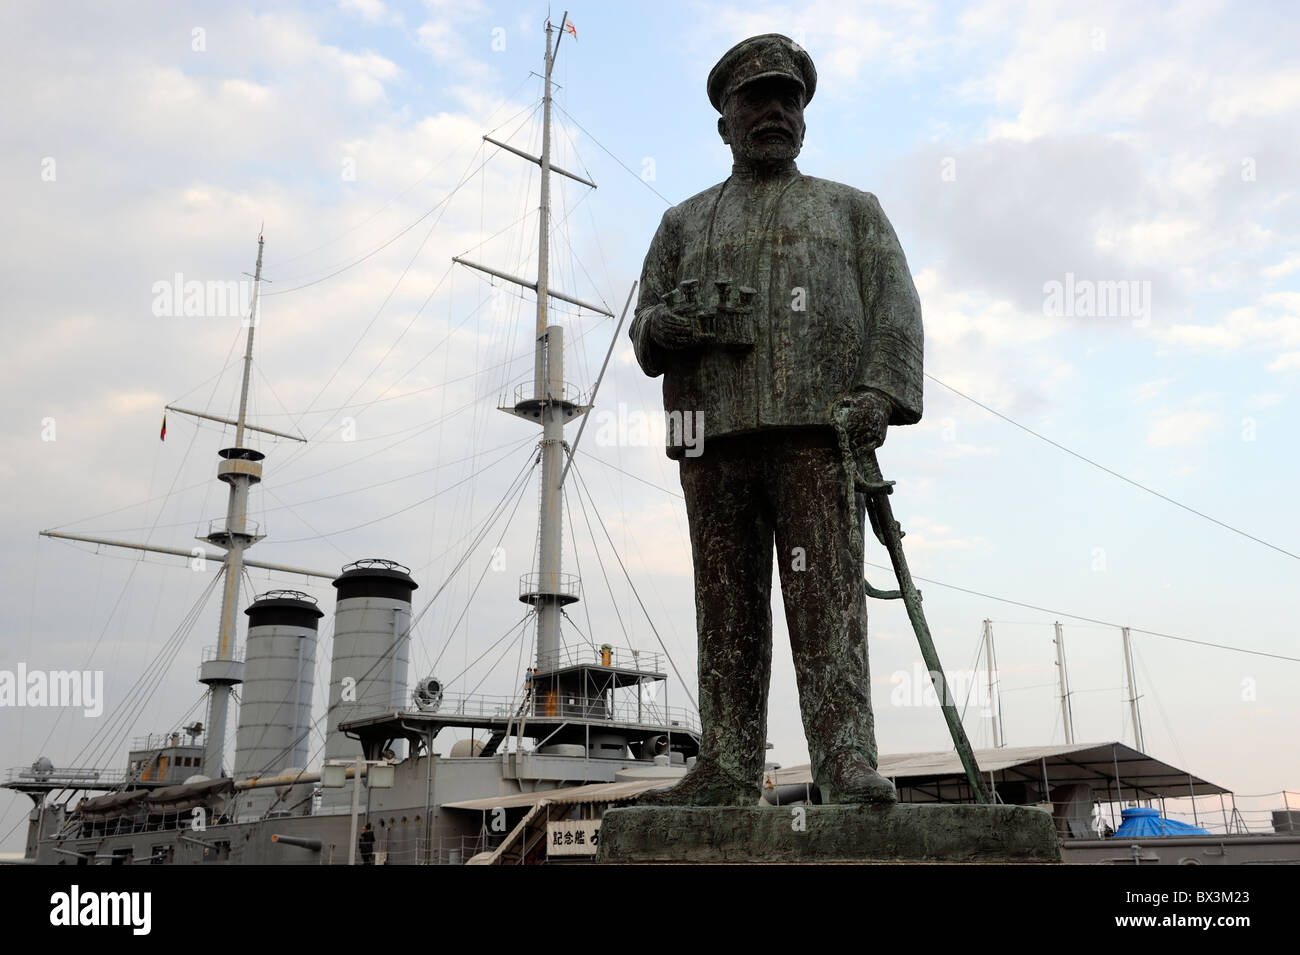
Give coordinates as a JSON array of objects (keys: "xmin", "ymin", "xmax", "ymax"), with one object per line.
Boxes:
[{"xmin": 5, "ymin": 15, "xmax": 700, "ymax": 865}]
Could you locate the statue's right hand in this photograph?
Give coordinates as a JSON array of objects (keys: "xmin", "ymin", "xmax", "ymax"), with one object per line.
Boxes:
[{"xmin": 648, "ymin": 306, "xmax": 696, "ymax": 350}]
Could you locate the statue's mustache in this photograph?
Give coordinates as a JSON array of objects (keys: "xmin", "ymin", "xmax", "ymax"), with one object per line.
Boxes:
[{"xmin": 751, "ymin": 124, "xmax": 794, "ymax": 141}]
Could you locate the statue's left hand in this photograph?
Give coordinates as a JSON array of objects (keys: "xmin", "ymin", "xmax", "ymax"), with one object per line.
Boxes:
[{"xmin": 832, "ymin": 390, "xmax": 893, "ymax": 456}]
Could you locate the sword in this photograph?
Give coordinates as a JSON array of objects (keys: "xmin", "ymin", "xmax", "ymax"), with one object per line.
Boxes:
[{"xmin": 836, "ymin": 427, "xmax": 994, "ymax": 805}]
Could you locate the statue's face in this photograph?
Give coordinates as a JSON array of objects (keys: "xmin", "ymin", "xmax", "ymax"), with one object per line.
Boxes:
[{"xmin": 719, "ymin": 77, "xmax": 806, "ymax": 165}]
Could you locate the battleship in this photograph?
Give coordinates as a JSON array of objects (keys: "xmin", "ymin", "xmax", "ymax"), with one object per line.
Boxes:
[
  {"xmin": 5, "ymin": 15, "xmax": 701, "ymax": 866},
  {"xmin": 5, "ymin": 15, "xmax": 1297, "ymax": 869}
]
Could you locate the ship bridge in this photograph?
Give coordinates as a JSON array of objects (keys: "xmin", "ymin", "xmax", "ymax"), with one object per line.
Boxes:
[{"xmin": 337, "ymin": 641, "xmax": 699, "ymax": 766}]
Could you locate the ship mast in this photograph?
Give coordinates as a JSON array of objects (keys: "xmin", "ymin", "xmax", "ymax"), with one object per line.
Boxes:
[
  {"xmin": 196, "ymin": 234, "xmax": 266, "ymax": 777},
  {"xmin": 40, "ymin": 234, "xmax": 329, "ymax": 779},
  {"xmin": 453, "ymin": 14, "xmax": 612, "ymax": 673},
  {"xmin": 533, "ymin": 16, "xmax": 566, "ymax": 671}
]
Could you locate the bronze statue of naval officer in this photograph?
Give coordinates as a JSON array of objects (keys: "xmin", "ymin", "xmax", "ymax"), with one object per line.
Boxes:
[{"xmin": 630, "ymin": 34, "xmax": 924, "ymax": 806}]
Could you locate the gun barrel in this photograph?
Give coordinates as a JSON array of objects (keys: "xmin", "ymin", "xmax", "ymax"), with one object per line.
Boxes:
[{"xmin": 271, "ymin": 834, "xmax": 322, "ymax": 851}]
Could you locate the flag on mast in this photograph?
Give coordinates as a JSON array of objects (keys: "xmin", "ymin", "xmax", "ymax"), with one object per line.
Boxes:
[
  {"xmin": 160, "ymin": 414, "xmax": 166, "ymax": 441},
  {"xmin": 548, "ymin": 18, "xmax": 577, "ymax": 40}
]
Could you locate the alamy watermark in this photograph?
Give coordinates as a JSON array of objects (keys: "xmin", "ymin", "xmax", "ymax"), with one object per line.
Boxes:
[
  {"xmin": 0, "ymin": 664, "xmax": 103, "ymax": 717},
  {"xmin": 50, "ymin": 885, "xmax": 151, "ymax": 935},
  {"xmin": 151, "ymin": 274, "xmax": 256, "ymax": 320},
  {"xmin": 1043, "ymin": 272, "xmax": 1151, "ymax": 326},
  {"xmin": 889, "ymin": 664, "xmax": 997, "ymax": 717},
  {"xmin": 592, "ymin": 403, "xmax": 704, "ymax": 457}
]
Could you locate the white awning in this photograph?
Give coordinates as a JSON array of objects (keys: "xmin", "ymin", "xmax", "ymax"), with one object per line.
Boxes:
[{"xmin": 765, "ymin": 741, "xmax": 1229, "ymax": 799}]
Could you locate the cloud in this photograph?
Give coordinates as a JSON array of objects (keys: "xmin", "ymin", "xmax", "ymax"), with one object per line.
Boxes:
[
  {"xmin": 1153, "ymin": 299, "xmax": 1300, "ymax": 352},
  {"xmin": 340, "ymin": 0, "xmax": 389, "ymax": 24},
  {"xmin": 1147, "ymin": 409, "xmax": 1220, "ymax": 447},
  {"xmin": 895, "ymin": 515, "xmax": 990, "ymax": 564},
  {"xmin": 1208, "ymin": 68, "xmax": 1300, "ymax": 125},
  {"xmin": 685, "ymin": 0, "xmax": 940, "ymax": 86},
  {"xmin": 1261, "ymin": 252, "xmax": 1300, "ymax": 281},
  {"xmin": 415, "ymin": 0, "xmax": 494, "ymax": 81},
  {"xmin": 1134, "ymin": 377, "xmax": 1174, "ymax": 401}
]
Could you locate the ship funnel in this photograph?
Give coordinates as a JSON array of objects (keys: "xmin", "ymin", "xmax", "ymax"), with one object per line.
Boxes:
[
  {"xmin": 325, "ymin": 559, "xmax": 418, "ymax": 760},
  {"xmin": 233, "ymin": 590, "xmax": 322, "ymax": 779}
]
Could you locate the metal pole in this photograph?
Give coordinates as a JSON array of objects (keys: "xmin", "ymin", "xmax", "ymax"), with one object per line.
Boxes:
[
  {"xmin": 292, "ymin": 637, "xmax": 304, "ymax": 766},
  {"xmin": 348, "ymin": 756, "xmax": 362, "ymax": 865},
  {"xmin": 1054, "ymin": 622, "xmax": 1074, "ymax": 744},
  {"xmin": 855, "ymin": 452, "xmax": 990, "ymax": 803},
  {"xmin": 983, "ymin": 619, "xmax": 1001, "ymax": 748},
  {"xmin": 1189, "ymin": 774, "xmax": 1199, "ymax": 827},
  {"xmin": 424, "ymin": 732, "xmax": 434, "ymax": 864},
  {"xmin": 38, "ymin": 531, "xmax": 331, "ymax": 577},
  {"xmin": 1112, "ymin": 743, "xmax": 1124, "ymax": 805},
  {"xmin": 1219, "ymin": 793, "xmax": 1229, "ymax": 835},
  {"xmin": 235, "ymin": 234, "xmax": 263, "ymax": 447},
  {"xmin": 534, "ymin": 22, "xmax": 554, "ymax": 397},
  {"xmin": 1121, "ymin": 627, "xmax": 1145, "ymax": 752},
  {"xmin": 558, "ymin": 281, "xmax": 638, "ymax": 490},
  {"xmin": 537, "ymin": 325, "xmax": 565, "ymax": 669},
  {"xmin": 531, "ymin": 17, "xmax": 573, "ymax": 675},
  {"xmin": 202, "ymin": 235, "xmax": 267, "ymax": 778}
]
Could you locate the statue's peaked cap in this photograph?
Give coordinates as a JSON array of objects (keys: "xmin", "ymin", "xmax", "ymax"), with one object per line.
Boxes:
[{"xmin": 707, "ymin": 34, "xmax": 817, "ymax": 113}]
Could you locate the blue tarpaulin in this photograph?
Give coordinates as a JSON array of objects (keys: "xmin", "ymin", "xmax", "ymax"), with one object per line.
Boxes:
[{"xmin": 1111, "ymin": 807, "xmax": 1210, "ymax": 837}]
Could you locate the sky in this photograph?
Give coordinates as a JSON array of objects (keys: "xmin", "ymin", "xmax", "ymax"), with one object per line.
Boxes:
[{"xmin": 2, "ymin": 0, "xmax": 1298, "ymax": 851}]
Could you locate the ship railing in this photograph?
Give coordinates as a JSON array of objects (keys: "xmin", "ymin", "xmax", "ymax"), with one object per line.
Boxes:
[
  {"xmin": 507, "ymin": 380, "xmax": 588, "ymax": 408},
  {"xmin": 314, "ymin": 834, "xmax": 503, "ymax": 865},
  {"xmin": 199, "ymin": 644, "xmax": 245, "ymax": 663},
  {"xmin": 200, "ymin": 518, "xmax": 262, "ymax": 540},
  {"xmin": 424, "ymin": 833, "xmax": 504, "ymax": 865},
  {"xmin": 528, "ymin": 695, "xmax": 700, "ymax": 732},
  {"xmin": 3, "ymin": 766, "xmax": 125, "ymax": 787},
  {"xmin": 876, "ymin": 792, "xmax": 1300, "ymax": 839},
  {"xmin": 130, "ymin": 732, "xmax": 205, "ymax": 751},
  {"xmin": 1131, "ymin": 791, "xmax": 1300, "ymax": 837},
  {"xmin": 519, "ymin": 571, "xmax": 581, "ymax": 603},
  {"xmin": 421, "ymin": 692, "xmax": 521, "ymax": 719},
  {"xmin": 417, "ymin": 691, "xmax": 699, "ymax": 733},
  {"xmin": 536, "ymin": 643, "xmax": 666, "ymax": 674}
]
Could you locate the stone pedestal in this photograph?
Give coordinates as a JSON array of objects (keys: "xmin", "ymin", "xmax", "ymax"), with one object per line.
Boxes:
[{"xmin": 596, "ymin": 804, "xmax": 1061, "ymax": 864}]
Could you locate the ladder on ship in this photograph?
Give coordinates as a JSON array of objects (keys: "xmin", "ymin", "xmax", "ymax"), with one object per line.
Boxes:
[{"xmin": 479, "ymin": 687, "xmax": 533, "ymax": 757}]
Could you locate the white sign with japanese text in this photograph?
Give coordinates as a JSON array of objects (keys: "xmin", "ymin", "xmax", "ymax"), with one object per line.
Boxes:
[{"xmin": 547, "ymin": 820, "xmax": 599, "ymax": 856}]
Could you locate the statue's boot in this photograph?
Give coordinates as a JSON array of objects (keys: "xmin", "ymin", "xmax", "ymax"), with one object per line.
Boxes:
[
  {"xmin": 815, "ymin": 749, "xmax": 898, "ymax": 805},
  {"xmin": 636, "ymin": 761, "xmax": 758, "ymax": 807}
]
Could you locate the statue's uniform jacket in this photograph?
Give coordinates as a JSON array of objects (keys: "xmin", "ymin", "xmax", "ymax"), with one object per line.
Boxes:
[
  {"xmin": 630, "ymin": 164, "xmax": 923, "ymax": 453},
  {"xmin": 628, "ymin": 163, "xmax": 925, "ymax": 794}
]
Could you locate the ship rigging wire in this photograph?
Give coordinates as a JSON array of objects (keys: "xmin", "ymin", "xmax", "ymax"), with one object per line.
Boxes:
[
  {"xmin": 864, "ymin": 562, "xmax": 1300, "ymax": 664},
  {"xmin": 262, "ymin": 106, "xmax": 538, "ymax": 297},
  {"xmin": 565, "ymin": 476, "xmax": 631, "ymax": 650},
  {"xmin": 241, "ymin": 449, "xmax": 534, "ymax": 780},
  {"xmin": 426, "ymin": 453, "xmax": 540, "ymax": 674},
  {"xmin": 272, "ymin": 437, "xmax": 535, "ymax": 544},
  {"xmin": 553, "ymin": 102, "xmax": 675, "ymax": 207},
  {"xmin": 927, "ymin": 373, "xmax": 1300, "ymax": 563},
  {"xmin": 562, "ymin": 483, "xmax": 602, "ymax": 652},
  {"xmin": 18, "ymin": 55, "xmax": 1300, "ymax": 853},
  {"xmin": 51, "ymin": 569, "xmax": 223, "ymax": 793},
  {"xmin": 273, "ymin": 78, "xmax": 541, "ymax": 274},
  {"xmin": 570, "ymin": 460, "xmax": 697, "ymax": 711}
]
